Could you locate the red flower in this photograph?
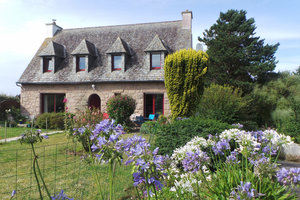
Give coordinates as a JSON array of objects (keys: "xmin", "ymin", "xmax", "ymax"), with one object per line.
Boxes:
[{"xmin": 63, "ymin": 98, "xmax": 68, "ymax": 103}]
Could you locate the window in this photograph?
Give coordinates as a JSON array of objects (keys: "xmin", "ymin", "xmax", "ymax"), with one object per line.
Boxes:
[
  {"xmin": 150, "ymin": 53, "xmax": 161, "ymax": 69},
  {"xmin": 144, "ymin": 94, "xmax": 164, "ymax": 117},
  {"xmin": 112, "ymin": 55, "xmax": 122, "ymax": 71},
  {"xmin": 76, "ymin": 56, "xmax": 86, "ymax": 71},
  {"xmin": 42, "ymin": 94, "xmax": 65, "ymax": 113},
  {"xmin": 43, "ymin": 57, "xmax": 54, "ymax": 72}
]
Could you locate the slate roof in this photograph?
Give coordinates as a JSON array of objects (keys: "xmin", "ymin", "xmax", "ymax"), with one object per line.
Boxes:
[
  {"xmin": 144, "ymin": 34, "xmax": 168, "ymax": 52},
  {"xmin": 39, "ymin": 41, "xmax": 65, "ymax": 58},
  {"xmin": 18, "ymin": 19, "xmax": 192, "ymax": 84},
  {"xmin": 106, "ymin": 37, "xmax": 132, "ymax": 55},
  {"xmin": 71, "ymin": 39, "xmax": 97, "ymax": 56}
]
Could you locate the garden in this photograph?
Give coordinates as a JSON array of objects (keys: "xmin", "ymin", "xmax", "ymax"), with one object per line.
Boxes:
[{"xmin": 1, "ymin": 9, "xmax": 300, "ymax": 200}]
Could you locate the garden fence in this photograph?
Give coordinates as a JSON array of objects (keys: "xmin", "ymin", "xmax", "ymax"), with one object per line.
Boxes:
[{"xmin": 0, "ymin": 142, "xmax": 91, "ymax": 199}]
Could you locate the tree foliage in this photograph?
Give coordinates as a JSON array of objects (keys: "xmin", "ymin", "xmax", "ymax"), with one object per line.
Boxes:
[
  {"xmin": 164, "ymin": 49, "xmax": 208, "ymax": 119},
  {"xmin": 199, "ymin": 9, "xmax": 279, "ymax": 94},
  {"xmin": 253, "ymin": 71, "xmax": 300, "ymax": 127}
]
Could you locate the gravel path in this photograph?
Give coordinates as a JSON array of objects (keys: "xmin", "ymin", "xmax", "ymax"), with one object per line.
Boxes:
[{"xmin": 0, "ymin": 131, "xmax": 64, "ymax": 143}]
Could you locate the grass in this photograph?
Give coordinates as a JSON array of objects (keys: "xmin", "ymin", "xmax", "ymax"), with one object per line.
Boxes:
[
  {"xmin": 0, "ymin": 127, "xmax": 57, "ymax": 139},
  {"xmin": 0, "ymin": 131, "xmax": 150, "ymax": 199}
]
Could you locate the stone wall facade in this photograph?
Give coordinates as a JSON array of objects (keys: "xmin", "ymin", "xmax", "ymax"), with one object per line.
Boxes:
[{"xmin": 20, "ymin": 82, "xmax": 170, "ymax": 119}]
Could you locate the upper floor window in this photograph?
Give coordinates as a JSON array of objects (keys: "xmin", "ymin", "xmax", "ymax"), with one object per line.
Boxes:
[
  {"xmin": 150, "ymin": 53, "xmax": 161, "ymax": 70},
  {"xmin": 112, "ymin": 55, "xmax": 122, "ymax": 71},
  {"xmin": 43, "ymin": 57, "xmax": 54, "ymax": 72},
  {"xmin": 76, "ymin": 56, "xmax": 86, "ymax": 71}
]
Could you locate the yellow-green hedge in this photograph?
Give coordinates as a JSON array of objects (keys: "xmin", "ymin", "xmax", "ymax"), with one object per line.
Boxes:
[{"xmin": 164, "ymin": 49, "xmax": 208, "ymax": 119}]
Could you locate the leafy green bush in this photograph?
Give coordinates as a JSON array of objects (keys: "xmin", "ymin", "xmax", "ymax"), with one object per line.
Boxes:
[
  {"xmin": 140, "ymin": 121, "xmax": 159, "ymax": 135},
  {"xmin": 197, "ymin": 84, "xmax": 247, "ymax": 124},
  {"xmin": 106, "ymin": 95, "xmax": 136, "ymax": 125},
  {"xmin": 154, "ymin": 117, "xmax": 232, "ymax": 155},
  {"xmin": 35, "ymin": 112, "xmax": 65, "ymax": 129},
  {"xmin": 279, "ymin": 119, "xmax": 300, "ymax": 143}
]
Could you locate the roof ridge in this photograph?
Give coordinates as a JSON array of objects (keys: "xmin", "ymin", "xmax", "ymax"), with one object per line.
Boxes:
[{"xmin": 62, "ymin": 20, "xmax": 181, "ymax": 31}]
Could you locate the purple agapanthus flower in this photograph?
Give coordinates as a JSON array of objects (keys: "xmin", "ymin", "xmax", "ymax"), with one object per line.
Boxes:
[
  {"xmin": 42, "ymin": 135, "xmax": 49, "ymax": 139},
  {"xmin": 11, "ymin": 190, "xmax": 16, "ymax": 197},
  {"xmin": 182, "ymin": 150, "xmax": 209, "ymax": 173},
  {"xmin": 277, "ymin": 167, "xmax": 300, "ymax": 185},
  {"xmin": 78, "ymin": 127, "xmax": 85, "ymax": 135},
  {"xmin": 230, "ymin": 181, "xmax": 260, "ymax": 200},
  {"xmin": 51, "ymin": 189, "xmax": 73, "ymax": 200},
  {"xmin": 212, "ymin": 139, "xmax": 230, "ymax": 155},
  {"xmin": 226, "ymin": 151, "xmax": 240, "ymax": 164}
]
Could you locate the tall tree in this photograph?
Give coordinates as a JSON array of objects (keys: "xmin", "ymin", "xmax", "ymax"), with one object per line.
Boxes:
[
  {"xmin": 199, "ymin": 9, "xmax": 279, "ymax": 94},
  {"xmin": 164, "ymin": 49, "xmax": 208, "ymax": 119}
]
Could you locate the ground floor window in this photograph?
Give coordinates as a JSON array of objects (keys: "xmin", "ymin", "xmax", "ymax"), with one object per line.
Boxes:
[
  {"xmin": 144, "ymin": 94, "xmax": 164, "ymax": 117},
  {"xmin": 42, "ymin": 94, "xmax": 65, "ymax": 113}
]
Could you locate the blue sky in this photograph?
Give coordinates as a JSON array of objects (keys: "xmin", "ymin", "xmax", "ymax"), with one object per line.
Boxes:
[{"xmin": 0, "ymin": 0, "xmax": 299, "ymax": 96}]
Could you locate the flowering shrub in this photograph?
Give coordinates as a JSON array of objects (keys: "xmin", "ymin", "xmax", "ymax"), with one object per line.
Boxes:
[
  {"xmin": 159, "ymin": 128, "xmax": 298, "ymax": 199},
  {"xmin": 106, "ymin": 94, "xmax": 136, "ymax": 125},
  {"xmin": 66, "ymin": 107, "xmax": 103, "ymax": 152},
  {"xmin": 155, "ymin": 116, "xmax": 232, "ymax": 155}
]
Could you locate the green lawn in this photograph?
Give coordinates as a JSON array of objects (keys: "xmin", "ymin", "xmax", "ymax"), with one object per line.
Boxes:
[
  {"xmin": 0, "ymin": 127, "xmax": 56, "ymax": 139},
  {"xmin": 0, "ymin": 132, "xmax": 148, "ymax": 199}
]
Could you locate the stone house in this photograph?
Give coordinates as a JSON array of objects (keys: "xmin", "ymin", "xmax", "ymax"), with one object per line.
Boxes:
[{"xmin": 17, "ymin": 11, "xmax": 193, "ymax": 119}]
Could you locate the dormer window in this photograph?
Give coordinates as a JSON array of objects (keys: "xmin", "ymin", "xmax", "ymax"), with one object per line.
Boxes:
[
  {"xmin": 144, "ymin": 35, "xmax": 169, "ymax": 71},
  {"xmin": 150, "ymin": 53, "xmax": 161, "ymax": 70},
  {"xmin": 76, "ymin": 56, "xmax": 86, "ymax": 71},
  {"xmin": 71, "ymin": 39, "xmax": 97, "ymax": 73},
  {"xmin": 112, "ymin": 55, "xmax": 122, "ymax": 71},
  {"xmin": 43, "ymin": 57, "xmax": 54, "ymax": 72},
  {"xmin": 39, "ymin": 41, "xmax": 65, "ymax": 74},
  {"xmin": 106, "ymin": 37, "xmax": 132, "ymax": 72}
]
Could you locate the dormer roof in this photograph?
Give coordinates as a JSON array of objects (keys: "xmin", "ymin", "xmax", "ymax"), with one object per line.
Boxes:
[
  {"xmin": 39, "ymin": 41, "xmax": 65, "ymax": 58},
  {"xmin": 71, "ymin": 39, "xmax": 97, "ymax": 56},
  {"xmin": 144, "ymin": 35, "xmax": 168, "ymax": 52},
  {"xmin": 106, "ymin": 37, "xmax": 131, "ymax": 55}
]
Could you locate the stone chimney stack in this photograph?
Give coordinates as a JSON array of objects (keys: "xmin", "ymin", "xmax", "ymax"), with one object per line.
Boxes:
[
  {"xmin": 181, "ymin": 10, "xmax": 193, "ymax": 30},
  {"xmin": 46, "ymin": 19, "xmax": 62, "ymax": 38}
]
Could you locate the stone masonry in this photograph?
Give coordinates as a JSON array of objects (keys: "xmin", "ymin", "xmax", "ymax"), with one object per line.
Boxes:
[{"xmin": 20, "ymin": 82, "xmax": 170, "ymax": 119}]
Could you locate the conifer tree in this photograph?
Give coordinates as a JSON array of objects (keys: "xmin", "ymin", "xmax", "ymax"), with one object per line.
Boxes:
[
  {"xmin": 199, "ymin": 9, "xmax": 279, "ymax": 94},
  {"xmin": 164, "ymin": 49, "xmax": 208, "ymax": 119}
]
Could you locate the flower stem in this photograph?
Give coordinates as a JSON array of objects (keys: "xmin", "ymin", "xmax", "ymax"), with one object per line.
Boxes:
[
  {"xmin": 87, "ymin": 140, "xmax": 104, "ymax": 200},
  {"xmin": 31, "ymin": 143, "xmax": 51, "ymax": 199},
  {"xmin": 33, "ymin": 155, "xmax": 43, "ymax": 200},
  {"xmin": 109, "ymin": 160, "xmax": 114, "ymax": 200}
]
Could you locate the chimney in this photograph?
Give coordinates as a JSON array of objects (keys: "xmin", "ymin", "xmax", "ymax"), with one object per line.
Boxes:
[
  {"xmin": 181, "ymin": 10, "xmax": 193, "ymax": 30},
  {"xmin": 46, "ymin": 19, "xmax": 62, "ymax": 37}
]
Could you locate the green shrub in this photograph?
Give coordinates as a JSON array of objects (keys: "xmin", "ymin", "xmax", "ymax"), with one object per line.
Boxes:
[
  {"xmin": 106, "ymin": 95, "xmax": 136, "ymax": 125},
  {"xmin": 35, "ymin": 112, "xmax": 65, "ymax": 129},
  {"xmin": 154, "ymin": 117, "xmax": 232, "ymax": 155},
  {"xmin": 279, "ymin": 119, "xmax": 300, "ymax": 143},
  {"xmin": 140, "ymin": 121, "xmax": 159, "ymax": 135},
  {"xmin": 197, "ymin": 84, "xmax": 247, "ymax": 124}
]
